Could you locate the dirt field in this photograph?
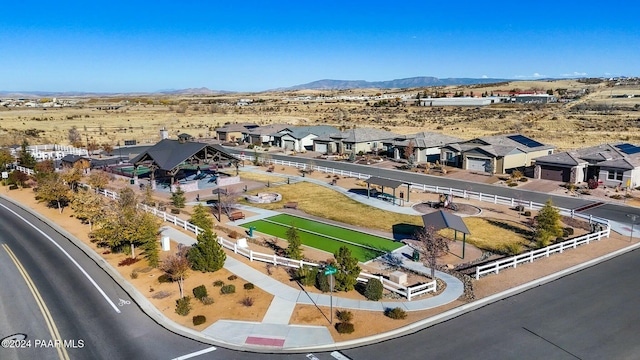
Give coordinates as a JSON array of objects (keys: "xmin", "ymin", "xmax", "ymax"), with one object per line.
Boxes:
[{"xmin": 2, "ymin": 79, "xmax": 639, "ymax": 152}]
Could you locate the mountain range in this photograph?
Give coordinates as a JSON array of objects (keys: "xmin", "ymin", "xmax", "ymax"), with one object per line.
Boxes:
[{"xmin": 0, "ymin": 76, "xmax": 518, "ymax": 97}]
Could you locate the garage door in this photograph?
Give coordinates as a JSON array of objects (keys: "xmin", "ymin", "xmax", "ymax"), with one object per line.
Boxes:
[
  {"xmin": 540, "ymin": 166, "xmax": 571, "ymax": 182},
  {"xmin": 284, "ymin": 140, "xmax": 295, "ymax": 150},
  {"xmin": 467, "ymin": 157, "xmax": 491, "ymax": 172},
  {"xmin": 315, "ymin": 143, "xmax": 328, "ymax": 153}
]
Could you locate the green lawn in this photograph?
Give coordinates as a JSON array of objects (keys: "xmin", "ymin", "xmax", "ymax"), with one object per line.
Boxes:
[
  {"xmin": 241, "ymin": 219, "xmax": 387, "ymax": 262},
  {"xmin": 267, "ymin": 214, "xmax": 402, "ymax": 252}
]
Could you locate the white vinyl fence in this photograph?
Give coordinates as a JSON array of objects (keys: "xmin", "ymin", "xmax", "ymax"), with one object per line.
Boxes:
[
  {"xmin": 94, "ymin": 188, "xmax": 435, "ymax": 300},
  {"xmin": 475, "ymin": 227, "xmax": 610, "ymax": 279}
]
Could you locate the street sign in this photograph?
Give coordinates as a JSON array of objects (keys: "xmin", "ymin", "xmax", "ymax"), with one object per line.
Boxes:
[{"xmin": 324, "ymin": 265, "xmax": 337, "ymax": 276}]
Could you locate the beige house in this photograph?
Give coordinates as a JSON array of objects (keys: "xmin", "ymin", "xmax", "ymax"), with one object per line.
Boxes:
[
  {"xmin": 313, "ymin": 128, "xmax": 398, "ymax": 155},
  {"xmin": 214, "ymin": 123, "xmax": 258, "ymax": 142},
  {"xmin": 441, "ymin": 134, "xmax": 554, "ymax": 174}
]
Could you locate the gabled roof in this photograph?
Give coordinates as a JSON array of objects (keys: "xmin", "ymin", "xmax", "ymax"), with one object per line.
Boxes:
[
  {"xmin": 276, "ymin": 125, "xmax": 339, "ymax": 140},
  {"xmin": 393, "ymin": 132, "xmax": 464, "ymax": 148},
  {"xmin": 215, "ymin": 122, "xmax": 259, "ymax": 132},
  {"xmin": 422, "ymin": 210, "xmax": 470, "ymax": 234},
  {"xmin": 469, "ymin": 134, "xmax": 555, "ymax": 153},
  {"xmin": 575, "ymin": 143, "xmax": 626, "ymax": 162},
  {"xmin": 598, "ymin": 157, "xmax": 640, "ymax": 170},
  {"xmin": 315, "ymin": 128, "xmax": 398, "ymax": 143},
  {"xmin": 246, "ymin": 124, "xmax": 289, "ymax": 136},
  {"xmin": 130, "ymin": 139, "xmax": 239, "ymax": 171},
  {"xmin": 533, "ymin": 151, "xmax": 588, "ymax": 166},
  {"xmin": 61, "ymin": 154, "xmax": 87, "ymax": 163}
]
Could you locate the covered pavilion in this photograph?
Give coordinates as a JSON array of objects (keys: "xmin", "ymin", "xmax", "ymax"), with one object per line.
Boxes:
[{"xmin": 421, "ymin": 210, "xmax": 471, "ymax": 258}]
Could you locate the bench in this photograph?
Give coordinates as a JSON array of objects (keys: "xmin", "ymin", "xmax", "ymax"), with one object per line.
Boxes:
[
  {"xmin": 229, "ymin": 211, "xmax": 245, "ymax": 221},
  {"xmin": 284, "ymin": 202, "xmax": 298, "ymax": 210}
]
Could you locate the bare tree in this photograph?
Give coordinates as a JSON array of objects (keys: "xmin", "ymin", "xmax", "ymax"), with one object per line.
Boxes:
[
  {"xmin": 403, "ymin": 140, "xmax": 416, "ymax": 168},
  {"xmin": 160, "ymin": 246, "xmax": 190, "ymax": 298},
  {"xmin": 218, "ymin": 188, "xmax": 240, "ymax": 218},
  {"xmin": 414, "ymin": 225, "xmax": 450, "ymax": 280}
]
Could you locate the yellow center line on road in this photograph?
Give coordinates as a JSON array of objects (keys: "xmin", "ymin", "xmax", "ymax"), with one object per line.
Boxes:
[{"xmin": 2, "ymin": 244, "xmax": 70, "ymax": 360}]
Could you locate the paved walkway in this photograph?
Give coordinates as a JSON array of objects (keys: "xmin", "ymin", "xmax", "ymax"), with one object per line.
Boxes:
[{"xmin": 160, "ymin": 225, "xmax": 463, "ymax": 348}]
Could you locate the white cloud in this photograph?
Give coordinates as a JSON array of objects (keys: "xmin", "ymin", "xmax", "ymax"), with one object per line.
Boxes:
[
  {"xmin": 561, "ymin": 71, "xmax": 588, "ymax": 77},
  {"xmin": 481, "ymin": 75, "xmax": 488, "ymax": 79},
  {"xmin": 514, "ymin": 73, "xmax": 546, "ymax": 79}
]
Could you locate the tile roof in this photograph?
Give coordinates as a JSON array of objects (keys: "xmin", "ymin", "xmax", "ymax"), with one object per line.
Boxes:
[
  {"xmin": 131, "ymin": 139, "xmax": 238, "ymax": 171},
  {"xmin": 393, "ymin": 132, "xmax": 464, "ymax": 148},
  {"xmin": 533, "ymin": 151, "xmax": 588, "ymax": 166},
  {"xmin": 276, "ymin": 125, "xmax": 340, "ymax": 139}
]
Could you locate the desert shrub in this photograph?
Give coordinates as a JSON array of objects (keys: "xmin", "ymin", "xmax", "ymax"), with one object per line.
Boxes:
[
  {"xmin": 170, "ymin": 208, "xmax": 180, "ymax": 214},
  {"xmin": 563, "ymin": 227, "xmax": 575, "ymax": 237},
  {"xmin": 175, "ymin": 296, "xmax": 192, "ymax": 316},
  {"xmin": 158, "ymin": 274, "xmax": 172, "ymax": 283},
  {"xmin": 192, "ymin": 315, "xmax": 206, "ymax": 326},
  {"xmin": 130, "ymin": 270, "xmax": 139, "ymax": 279},
  {"xmin": 151, "ymin": 290, "xmax": 171, "ymax": 299},
  {"xmin": 315, "ymin": 272, "xmax": 331, "ymax": 292},
  {"xmin": 610, "ymin": 194, "xmax": 623, "ymax": 200},
  {"xmin": 336, "ymin": 310, "xmax": 353, "ymax": 323},
  {"xmin": 507, "ymin": 182, "xmax": 518, "ymax": 187},
  {"xmin": 102, "ymin": 250, "xmax": 111, "ymax": 255},
  {"xmin": 243, "ymin": 283, "xmax": 255, "ymax": 290},
  {"xmin": 228, "ymin": 230, "xmax": 239, "ymax": 239},
  {"xmin": 201, "ymin": 296, "xmax": 214, "ymax": 305},
  {"xmin": 502, "ymin": 242, "xmax": 523, "ymax": 255},
  {"xmin": 587, "ymin": 178, "xmax": 599, "ymax": 189},
  {"xmin": 335, "ymin": 322, "xmax": 355, "ymax": 334},
  {"xmin": 523, "ymin": 210, "xmax": 532, "ymax": 217},
  {"xmin": 213, "ymin": 280, "xmax": 224, "ymax": 287},
  {"xmin": 118, "ymin": 257, "xmax": 140, "ymax": 266},
  {"xmin": 295, "ymin": 265, "xmax": 317, "ymax": 287},
  {"xmin": 385, "ymin": 307, "xmax": 407, "ymax": 320},
  {"xmin": 192, "ymin": 285, "xmax": 208, "ymax": 300},
  {"xmin": 220, "ymin": 284, "xmax": 236, "ymax": 294},
  {"xmin": 519, "ymin": 177, "xmax": 528, "ymax": 182},
  {"xmin": 240, "ymin": 297, "xmax": 254, "ymax": 307},
  {"xmin": 364, "ymin": 279, "xmax": 384, "ymax": 301},
  {"xmin": 227, "ymin": 275, "xmax": 238, "ymax": 281}
]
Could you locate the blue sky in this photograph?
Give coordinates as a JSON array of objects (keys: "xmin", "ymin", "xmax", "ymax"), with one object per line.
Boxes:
[{"xmin": 1, "ymin": 1, "xmax": 638, "ymax": 93}]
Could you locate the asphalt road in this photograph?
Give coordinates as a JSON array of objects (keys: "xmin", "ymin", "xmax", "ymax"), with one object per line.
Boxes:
[
  {"xmin": 339, "ymin": 247, "xmax": 640, "ymax": 360},
  {"xmin": 0, "ymin": 198, "xmax": 216, "ymax": 360}
]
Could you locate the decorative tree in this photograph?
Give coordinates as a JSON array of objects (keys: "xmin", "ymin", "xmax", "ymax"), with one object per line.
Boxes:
[
  {"xmin": 404, "ymin": 140, "xmax": 416, "ymax": 168},
  {"xmin": 172, "ymin": 185, "xmax": 186, "ymax": 208},
  {"xmin": 161, "ymin": 247, "xmax": 190, "ymax": 298},
  {"xmin": 87, "ymin": 171, "xmax": 110, "ymax": 190},
  {"xmin": 188, "ymin": 228, "xmax": 226, "ymax": 272},
  {"xmin": 333, "ymin": 246, "xmax": 360, "ymax": 292},
  {"xmin": 415, "ymin": 225, "xmax": 450, "ymax": 280},
  {"xmin": 534, "ymin": 199, "xmax": 563, "ymax": 248},
  {"xmin": 189, "ymin": 203, "xmax": 213, "ymax": 231},
  {"xmin": 61, "ymin": 166, "xmax": 83, "ymax": 192},
  {"xmin": 70, "ymin": 188, "xmax": 105, "ymax": 230},
  {"xmin": 0, "ymin": 148, "xmax": 15, "ymax": 170},
  {"xmin": 18, "ymin": 140, "xmax": 36, "ymax": 169},
  {"xmin": 35, "ymin": 173, "xmax": 70, "ymax": 213},
  {"xmin": 285, "ymin": 225, "xmax": 303, "ymax": 260}
]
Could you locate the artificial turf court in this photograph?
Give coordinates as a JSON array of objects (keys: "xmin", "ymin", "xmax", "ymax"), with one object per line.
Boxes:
[{"xmin": 241, "ymin": 213, "xmax": 402, "ymax": 262}]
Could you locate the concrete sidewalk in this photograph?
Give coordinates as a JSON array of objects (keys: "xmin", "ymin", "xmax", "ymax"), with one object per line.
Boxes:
[{"xmin": 160, "ymin": 226, "xmax": 463, "ymax": 348}]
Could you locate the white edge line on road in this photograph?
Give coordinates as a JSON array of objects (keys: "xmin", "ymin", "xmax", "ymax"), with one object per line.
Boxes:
[
  {"xmin": 171, "ymin": 346, "xmax": 217, "ymax": 360},
  {"xmin": 0, "ymin": 202, "xmax": 121, "ymax": 314}
]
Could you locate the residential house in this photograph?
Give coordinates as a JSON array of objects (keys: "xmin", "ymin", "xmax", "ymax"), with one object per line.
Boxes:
[
  {"xmin": 273, "ymin": 126, "xmax": 339, "ymax": 152},
  {"xmin": 390, "ymin": 132, "xmax": 464, "ymax": 163},
  {"xmin": 245, "ymin": 124, "xmax": 289, "ymax": 146},
  {"xmin": 60, "ymin": 154, "xmax": 91, "ymax": 173},
  {"xmin": 533, "ymin": 143, "xmax": 640, "ymax": 187},
  {"xmin": 441, "ymin": 134, "xmax": 555, "ymax": 174},
  {"xmin": 214, "ymin": 123, "xmax": 259, "ymax": 143},
  {"xmin": 313, "ymin": 128, "xmax": 398, "ymax": 155}
]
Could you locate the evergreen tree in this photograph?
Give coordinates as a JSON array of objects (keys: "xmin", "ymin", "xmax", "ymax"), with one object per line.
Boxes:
[
  {"xmin": 188, "ymin": 228, "xmax": 226, "ymax": 272},
  {"xmin": 190, "ymin": 203, "xmax": 213, "ymax": 231},
  {"xmin": 172, "ymin": 185, "xmax": 186, "ymax": 208},
  {"xmin": 333, "ymin": 246, "xmax": 360, "ymax": 292},
  {"xmin": 18, "ymin": 140, "xmax": 36, "ymax": 169},
  {"xmin": 285, "ymin": 225, "xmax": 303, "ymax": 260},
  {"xmin": 534, "ymin": 199, "xmax": 563, "ymax": 248}
]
